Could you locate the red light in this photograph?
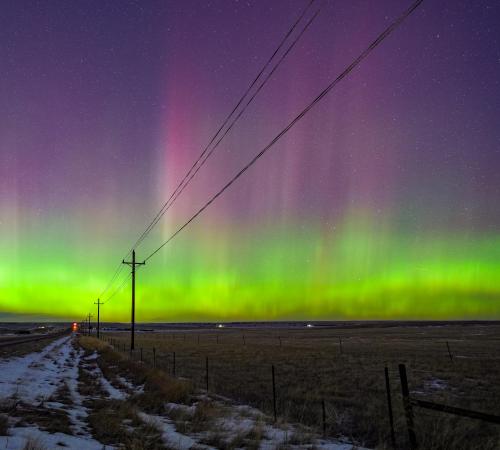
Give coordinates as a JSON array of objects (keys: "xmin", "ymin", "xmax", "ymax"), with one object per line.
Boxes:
[{"xmin": 72, "ymin": 322, "xmax": 78, "ymax": 331}]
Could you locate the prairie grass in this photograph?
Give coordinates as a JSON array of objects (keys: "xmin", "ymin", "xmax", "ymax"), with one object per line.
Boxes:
[
  {"xmin": 86, "ymin": 398, "xmax": 166, "ymax": 449},
  {"xmin": 104, "ymin": 323, "xmax": 500, "ymax": 449},
  {"xmin": 79, "ymin": 336, "xmax": 192, "ymax": 407},
  {"xmin": 14, "ymin": 404, "xmax": 73, "ymax": 435},
  {"xmin": 21, "ymin": 437, "xmax": 47, "ymax": 450},
  {"xmin": 77, "ymin": 336, "xmax": 193, "ymax": 449},
  {"xmin": 0, "ymin": 334, "xmax": 64, "ymax": 359}
]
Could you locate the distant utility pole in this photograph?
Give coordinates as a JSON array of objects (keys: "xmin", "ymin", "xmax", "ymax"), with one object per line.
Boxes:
[
  {"xmin": 122, "ymin": 250, "xmax": 145, "ymax": 351},
  {"xmin": 87, "ymin": 313, "xmax": 93, "ymax": 336},
  {"xmin": 94, "ymin": 299, "xmax": 103, "ymax": 339}
]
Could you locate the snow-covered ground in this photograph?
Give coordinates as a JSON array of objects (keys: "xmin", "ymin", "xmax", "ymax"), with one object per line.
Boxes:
[
  {"xmin": 0, "ymin": 336, "xmax": 112, "ymax": 449},
  {"xmin": 0, "ymin": 335, "xmax": 368, "ymax": 449}
]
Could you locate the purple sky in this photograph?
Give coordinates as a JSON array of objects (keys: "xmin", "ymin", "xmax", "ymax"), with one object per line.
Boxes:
[{"xmin": 1, "ymin": 1, "xmax": 500, "ymax": 320}]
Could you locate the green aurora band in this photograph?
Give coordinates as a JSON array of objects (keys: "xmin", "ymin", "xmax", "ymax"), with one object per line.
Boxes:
[
  {"xmin": 2, "ymin": 2, "xmax": 500, "ymax": 322},
  {"xmin": 2, "ymin": 217, "xmax": 499, "ymax": 321}
]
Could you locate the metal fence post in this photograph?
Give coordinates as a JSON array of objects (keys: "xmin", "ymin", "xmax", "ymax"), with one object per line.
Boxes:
[
  {"xmin": 272, "ymin": 365, "xmax": 277, "ymax": 422},
  {"xmin": 446, "ymin": 341, "xmax": 453, "ymax": 362},
  {"xmin": 205, "ymin": 356, "xmax": 209, "ymax": 391},
  {"xmin": 322, "ymin": 399, "xmax": 326, "ymax": 437}
]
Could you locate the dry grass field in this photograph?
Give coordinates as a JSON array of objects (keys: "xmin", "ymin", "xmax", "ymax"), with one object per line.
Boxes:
[
  {"xmin": 103, "ymin": 323, "xmax": 500, "ymax": 449},
  {"xmin": 0, "ymin": 335, "xmax": 64, "ymax": 359}
]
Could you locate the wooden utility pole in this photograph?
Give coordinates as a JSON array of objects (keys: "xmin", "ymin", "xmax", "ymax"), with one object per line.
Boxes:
[
  {"xmin": 94, "ymin": 299, "xmax": 103, "ymax": 339},
  {"xmin": 122, "ymin": 250, "xmax": 145, "ymax": 351},
  {"xmin": 87, "ymin": 314, "xmax": 92, "ymax": 336}
]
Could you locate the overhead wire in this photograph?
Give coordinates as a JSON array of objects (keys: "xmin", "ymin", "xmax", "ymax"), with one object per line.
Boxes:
[
  {"xmin": 102, "ymin": 271, "xmax": 132, "ymax": 304},
  {"xmin": 139, "ymin": 7, "xmax": 320, "ymax": 247},
  {"xmin": 129, "ymin": 0, "xmax": 320, "ymax": 252},
  {"xmin": 97, "ymin": 261, "xmax": 125, "ymax": 299},
  {"xmin": 94, "ymin": 0, "xmax": 319, "ymax": 301},
  {"xmin": 143, "ymin": 0, "xmax": 424, "ymax": 263}
]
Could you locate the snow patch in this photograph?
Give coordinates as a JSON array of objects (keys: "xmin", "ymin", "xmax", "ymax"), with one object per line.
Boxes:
[
  {"xmin": 0, "ymin": 425, "xmax": 113, "ymax": 450},
  {"xmin": 138, "ymin": 411, "xmax": 206, "ymax": 450},
  {"xmin": 0, "ymin": 335, "xmax": 114, "ymax": 449}
]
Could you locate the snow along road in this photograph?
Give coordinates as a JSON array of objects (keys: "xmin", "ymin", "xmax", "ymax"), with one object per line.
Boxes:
[
  {"xmin": 0, "ymin": 334, "xmax": 369, "ymax": 450},
  {"xmin": 0, "ymin": 335, "xmax": 111, "ymax": 449}
]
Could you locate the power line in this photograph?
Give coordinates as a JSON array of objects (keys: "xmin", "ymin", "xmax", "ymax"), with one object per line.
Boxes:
[
  {"xmin": 143, "ymin": 0, "xmax": 424, "ymax": 263},
  {"xmin": 138, "ymin": 7, "xmax": 320, "ymax": 249},
  {"xmin": 103, "ymin": 271, "xmax": 131, "ymax": 304},
  {"xmin": 97, "ymin": 261, "xmax": 125, "ymax": 299},
  {"xmin": 129, "ymin": 0, "xmax": 320, "ymax": 252},
  {"xmin": 94, "ymin": 0, "xmax": 318, "ymax": 302}
]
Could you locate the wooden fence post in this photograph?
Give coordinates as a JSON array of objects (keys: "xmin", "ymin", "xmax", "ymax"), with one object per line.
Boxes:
[
  {"xmin": 384, "ymin": 367, "xmax": 396, "ymax": 448},
  {"xmin": 399, "ymin": 363, "xmax": 417, "ymax": 449},
  {"xmin": 153, "ymin": 347, "xmax": 156, "ymax": 368},
  {"xmin": 339, "ymin": 337, "xmax": 343, "ymax": 354},
  {"xmin": 173, "ymin": 351, "xmax": 176, "ymax": 377},
  {"xmin": 140, "ymin": 347, "xmax": 143, "ymax": 362}
]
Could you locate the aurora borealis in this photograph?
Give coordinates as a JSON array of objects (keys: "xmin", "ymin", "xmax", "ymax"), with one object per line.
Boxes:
[{"xmin": 1, "ymin": 1, "xmax": 500, "ymax": 321}]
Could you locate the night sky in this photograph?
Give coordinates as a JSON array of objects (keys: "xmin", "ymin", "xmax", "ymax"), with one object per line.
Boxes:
[{"xmin": 1, "ymin": 0, "xmax": 500, "ymax": 321}]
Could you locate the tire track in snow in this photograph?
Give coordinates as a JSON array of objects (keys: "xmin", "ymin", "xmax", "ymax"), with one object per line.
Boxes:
[{"xmin": 0, "ymin": 335, "xmax": 114, "ymax": 449}]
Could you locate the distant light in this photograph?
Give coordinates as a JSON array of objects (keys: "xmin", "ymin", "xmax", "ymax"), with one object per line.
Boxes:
[
  {"xmin": 306, "ymin": 323, "xmax": 313, "ymax": 328},
  {"xmin": 217, "ymin": 324, "xmax": 224, "ymax": 328}
]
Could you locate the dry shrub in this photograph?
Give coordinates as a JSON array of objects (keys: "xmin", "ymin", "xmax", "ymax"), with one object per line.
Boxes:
[
  {"xmin": 144, "ymin": 369, "xmax": 192, "ymax": 403},
  {"xmin": 227, "ymin": 426, "xmax": 265, "ymax": 450},
  {"xmin": 87, "ymin": 399, "xmax": 165, "ymax": 449},
  {"xmin": 192, "ymin": 399, "xmax": 219, "ymax": 428},
  {"xmin": 49, "ymin": 381, "xmax": 72, "ymax": 405},
  {"xmin": 126, "ymin": 368, "xmax": 192, "ymax": 413},
  {"xmin": 413, "ymin": 413, "xmax": 500, "ymax": 450},
  {"xmin": 166, "ymin": 405, "xmax": 193, "ymax": 434},
  {"xmin": 22, "ymin": 437, "xmax": 48, "ymax": 450},
  {"xmin": 15, "ymin": 404, "xmax": 72, "ymax": 435},
  {"xmin": 78, "ymin": 335, "xmax": 110, "ymax": 353},
  {"xmin": 87, "ymin": 399, "xmax": 140, "ymax": 444}
]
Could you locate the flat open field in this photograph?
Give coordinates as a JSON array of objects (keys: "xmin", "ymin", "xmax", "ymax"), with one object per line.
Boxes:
[
  {"xmin": 0, "ymin": 337, "xmax": 61, "ymax": 359},
  {"xmin": 104, "ymin": 322, "xmax": 500, "ymax": 449}
]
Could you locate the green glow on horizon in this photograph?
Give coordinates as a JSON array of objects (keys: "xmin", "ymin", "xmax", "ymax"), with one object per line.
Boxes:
[{"xmin": 1, "ymin": 217, "xmax": 499, "ymax": 321}]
